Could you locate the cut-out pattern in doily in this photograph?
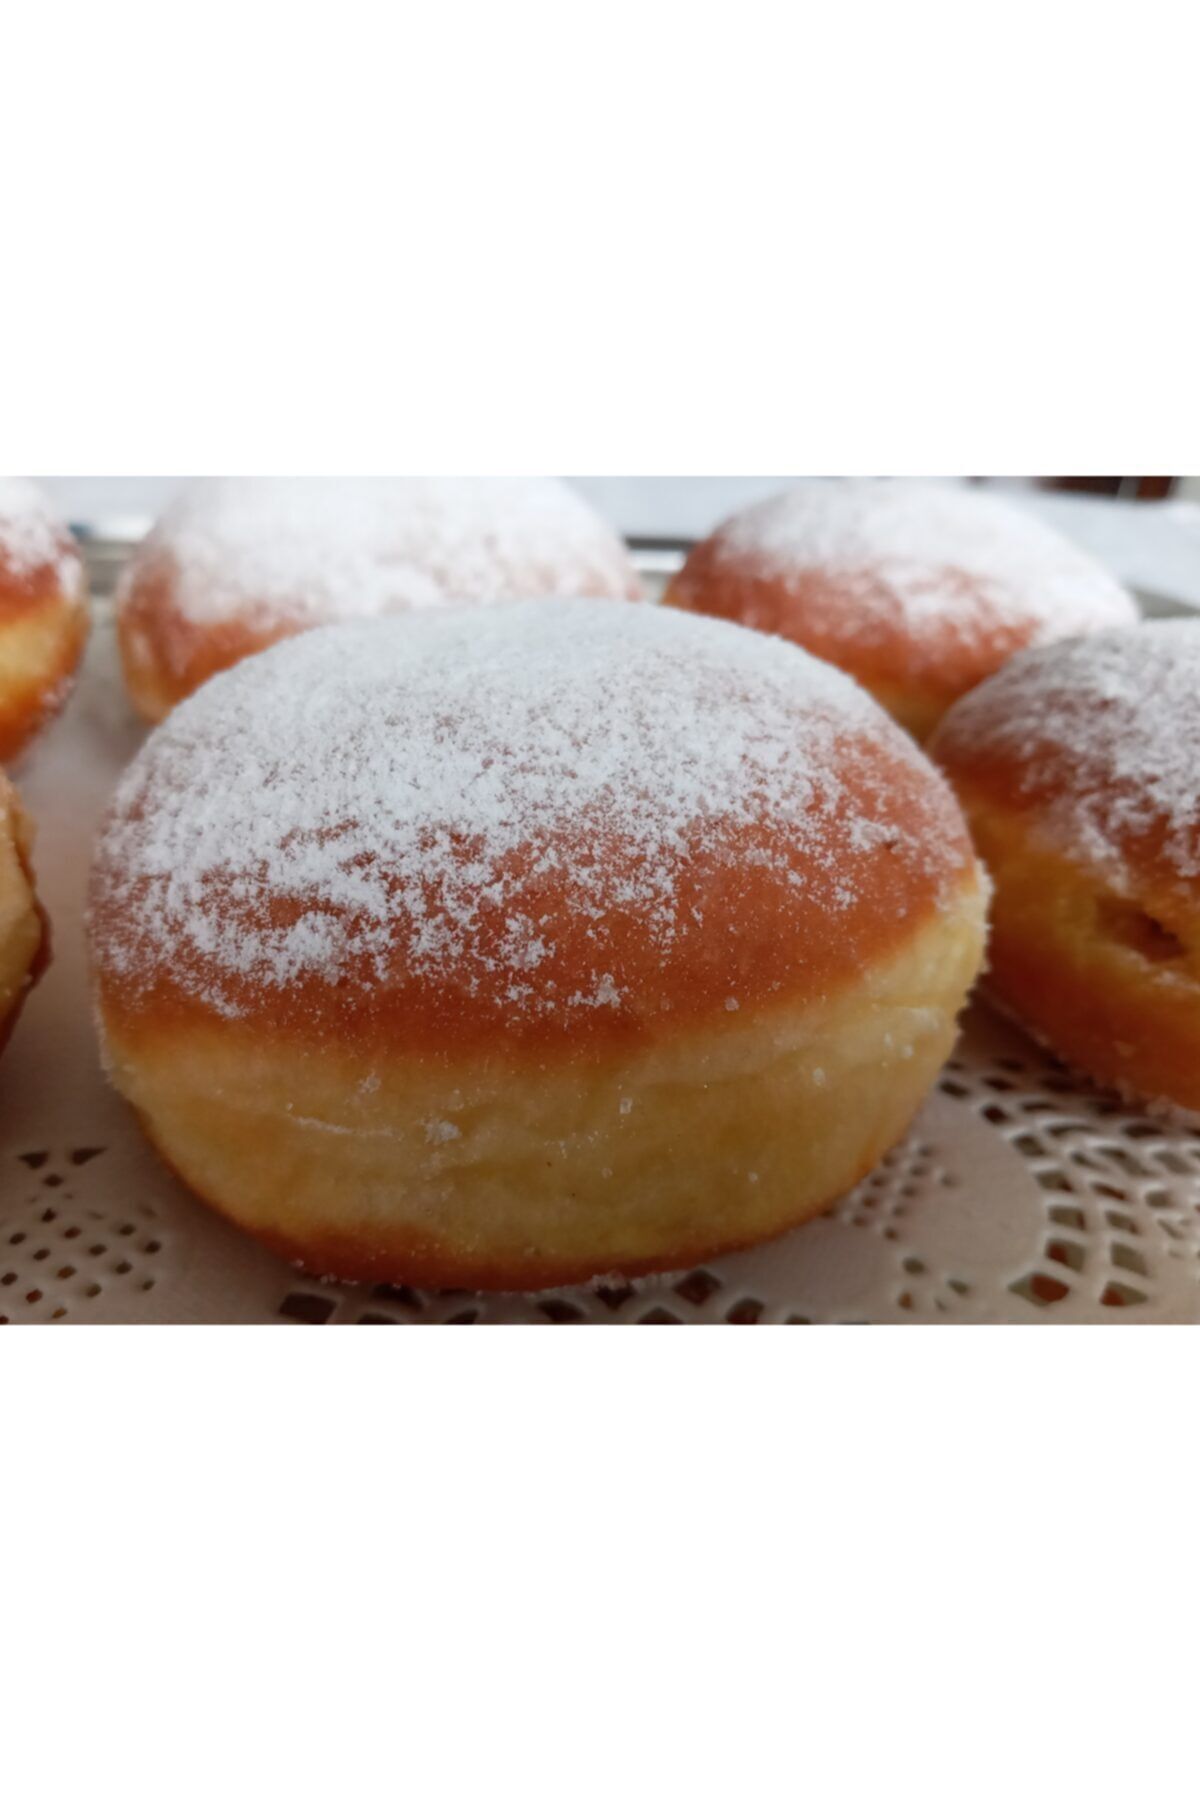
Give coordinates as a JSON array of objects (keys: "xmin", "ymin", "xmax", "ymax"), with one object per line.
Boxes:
[{"xmin": 0, "ymin": 1147, "xmax": 165, "ymax": 1324}]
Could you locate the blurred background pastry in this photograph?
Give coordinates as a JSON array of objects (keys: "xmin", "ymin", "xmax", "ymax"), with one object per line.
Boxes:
[
  {"xmin": 0, "ymin": 478, "xmax": 89, "ymax": 762},
  {"xmin": 116, "ymin": 476, "xmax": 644, "ymax": 720},
  {"xmin": 932, "ymin": 622, "xmax": 1200, "ymax": 1112},
  {"xmin": 664, "ymin": 480, "xmax": 1139, "ymax": 738},
  {"xmin": 0, "ymin": 771, "xmax": 47, "ymax": 1055}
]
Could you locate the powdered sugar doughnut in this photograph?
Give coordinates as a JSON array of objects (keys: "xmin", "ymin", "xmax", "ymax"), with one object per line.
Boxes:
[
  {"xmin": 932, "ymin": 623, "xmax": 1200, "ymax": 1110},
  {"xmin": 0, "ymin": 772, "xmax": 48, "ymax": 1055},
  {"xmin": 0, "ymin": 479, "xmax": 89, "ymax": 762},
  {"xmin": 90, "ymin": 600, "xmax": 986, "ymax": 1289},
  {"xmin": 117, "ymin": 477, "xmax": 644, "ymax": 720},
  {"xmin": 666, "ymin": 480, "xmax": 1138, "ymax": 739}
]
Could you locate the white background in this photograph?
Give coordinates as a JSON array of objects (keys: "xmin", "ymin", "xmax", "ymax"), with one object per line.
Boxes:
[{"xmin": 6, "ymin": 1, "xmax": 1200, "ymax": 1796}]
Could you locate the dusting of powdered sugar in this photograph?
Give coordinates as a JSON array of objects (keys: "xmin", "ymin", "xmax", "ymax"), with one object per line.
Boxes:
[
  {"xmin": 718, "ymin": 480, "xmax": 1136, "ymax": 642},
  {"xmin": 935, "ymin": 622, "xmax": 1200, "ymax": 882},
  {"xmin": 91, "ymin": 599, "xmax": 966, "ymax": 1020},
  {"xmin": 118, "ymin": 477, "xmax": 640, "ymax": 628},
  {"xmin": 0, "ymin": 477, "xmax": 78, "ymax": 583}
]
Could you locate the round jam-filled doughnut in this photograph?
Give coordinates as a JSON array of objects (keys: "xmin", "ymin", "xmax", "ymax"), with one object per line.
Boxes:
[
  {"xmin": 0, "ymin": 773, "xmax": 48, "ymax": 1055},
  {"xmin": 666, "ymin": 480, "xmax": 1137, "ymax": 739},
  {"xmin": 932, "ymin": 622, "xmax": 1200, "ymax": 1112},
  {"xmin": 116, "ymin": 476, "xmax": 644, "ymax": 721},
  {"xmin": 90, "ymin": 600, "xmax": 987, "ymax": 1289},
  {"xmin": 0, "ymin": 478, "xmax": 88, "ymax": 762}
]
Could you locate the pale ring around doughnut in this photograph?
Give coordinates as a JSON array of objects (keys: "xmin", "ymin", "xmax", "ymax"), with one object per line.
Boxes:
[{"xmin": 0, "ymin": 772, "xmax": 48, "ymax": 1056}]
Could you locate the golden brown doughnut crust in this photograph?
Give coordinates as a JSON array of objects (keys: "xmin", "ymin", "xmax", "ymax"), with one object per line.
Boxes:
[
  {"xmin": 0, "ymin": 774, "xmax": 49, "ymax": 1055},
  {"xmin": 92, "ymin": 616, "xmax": 980, "ymax": 1059},
  {"xmin": 94, "ymin": 739, "xmax": 978, "ymax": 1062},
  {"xmin": 94, "ymin": 788, "xmax": 978, "ymax": 1051},
  {"xmin": 666, "ymin": 481, "xmax": 1137, "ymax": 738},
  {"xmin": 0, "ymin": 518, "xmax": 89, "ymax": 762},
  {"xmin": 931, "ymin": 624, "xmax": 1200, "ymax": 1110},
  {"xmin": 669, "ymin": 541, "xmax": 1015, "ymax": 717},
  {"xmin": 118, "ymin": 561, "xmax": 284, "ymax": 725}
]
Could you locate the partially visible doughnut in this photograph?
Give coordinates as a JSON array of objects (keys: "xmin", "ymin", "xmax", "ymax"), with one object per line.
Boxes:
[
  {"xmin": 117, "ymin": 477, "xmax": 644, "ymax": 720},
  {"xmin": 0, "ymin": 773, "xmax": 48, "ymax": 1056},
  {"xmin": 0, "ymin": 479, "xmax": 89, "ymax": 762},
  {"xmin": 932, "ymin": 623, "xmax": 1200, "ymax": 1111},
  {"xmin": 666, "ymin": 480, "xmax": 1138, "ymax": 738},
  {"xmin": 90, "ymin": 600, "xmax": 986, "ymax": 1289}
]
